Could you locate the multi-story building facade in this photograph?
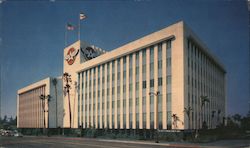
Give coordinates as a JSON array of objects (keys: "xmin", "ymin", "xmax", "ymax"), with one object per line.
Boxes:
[
  {"xmin": 17, "ymin": 77, "xmax": 63, "ymax": 129},
  {"xmin": 17, "ymin": 21, "xmax": 226, "ymax": 130},
  {"xmin": 63, "ymin": 21, "xmax": 226, "ymax": 130}
]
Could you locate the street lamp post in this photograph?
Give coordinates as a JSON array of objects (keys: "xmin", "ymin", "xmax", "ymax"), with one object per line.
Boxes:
[
  {"xmin": 40, "ymin": 94, "xmax": 51, "ymax": 136},
  {"xmin": 149, "ymin": 91, "xmax": 160, "ymax": 143}
]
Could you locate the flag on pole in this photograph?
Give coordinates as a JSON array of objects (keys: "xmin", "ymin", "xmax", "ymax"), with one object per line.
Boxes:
[
  {"xmin": 80, "ymin": 13, "xmax": 86, "ymax": 20},
  {"xmin": 67, "ymin": 23, "xmax": 74, "ymax": 30}
]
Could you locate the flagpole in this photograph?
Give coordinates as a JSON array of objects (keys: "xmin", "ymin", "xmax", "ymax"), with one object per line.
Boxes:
[
  {"xmin": 65, "ymin": 24, "xmax": 68, "ymax": 47},
  {"xmin": 78, "ymin": 16, "xmax": 81, "ymax": 41}
]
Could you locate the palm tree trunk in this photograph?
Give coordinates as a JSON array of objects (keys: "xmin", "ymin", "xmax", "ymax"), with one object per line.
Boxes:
[
  {"xmin": 68, "ymin": 92, "xmax": 72, "ymax": 128},
  {"xmin": 188, "ymin": 116, "xmax": 190, "ymax": 129},
  {"xmin": 55, "ymin": 85, "xmax": 58, "ymax": 128}
]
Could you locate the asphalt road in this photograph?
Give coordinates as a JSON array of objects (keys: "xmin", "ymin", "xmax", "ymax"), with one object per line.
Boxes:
[
  {"xmin": 0, "ymin": 136, "xmax": 250, "ymax": 148},
  {"xmin": 0, "ymin": 136, "xmax": 174, "ymax": 148}
]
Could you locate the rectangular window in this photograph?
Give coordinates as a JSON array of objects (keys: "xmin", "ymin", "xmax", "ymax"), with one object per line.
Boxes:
[
  {"xmin": 142, "ymin": 97, "xmax": 146, "ymax": 105},
  {"xmin": 123, "ymin": 71, "xmax": 126, "ymax": 79},
  {"xmin": 129, "ymin": 98, "xmax": 132, "ymax": 107},
  {"xmin": 150, "ymin": 46, "xmax": 154, "ymax": 62},
  {"xmin": 158, "ymin": 60, "xmax": 162, "ymax": 69},
  {"xmin": 117, "ymin": 72, "xmax": 120, "ymax": 80},
  {"xmin": 150, "ymin": 112, "xmax": 154, "ymax": 122},
  {"xmin": 107, "ymin": 88, "xmax": 110, "ymax": 96},
  {"xmin": 112, "ymin": 73, "xmax": 115, "ymax": 81},
  {"xmin": 123, "ymin": 56, "xmax": 126, "ymax": 64},
  {"xmin": 117, "ymin": 100, "xmax": 120, "ymax": 108},
  {"xmin": 102, "ymin": 77, "xmax": 105, "ymax": 83},
  {"xmin": 158, "ymin": 95, "xmax": 162, "ymax": 104},
  {"xmin": 129, "ymin": 69, "xmax": 132, "ymax": 77},
  {"xmin": 150, "ymin": 96, "xmax": 154, "ymax": 105},
  {"xmin": 123, "ymin": 84, "xmax": 126, "ymax": 93},
  {"xmin": 167, "ymin": 93, "xmax": 171, "ymax": 110},
  {"xmin": 112, "ymin": 101, "xmax": 115, "ymax": 108},
  {"xmin": 117, "ymin": 86, "xmax": 120, "ymax": 94},
  {"xmin": 167, "ymin": 40, "xmax": 171, "ymax": 49},
  {"xmin": 136, "ymin": 98, "xmax": 139, "ymax": 106},
  {"xmin": 107, "ymin": 75, "xmax": 110, "ymax": 82},
  {"xmin": 142, "ymin": 65, "xmax": 146, "ymax": 73},
  {"xmin": 123, "ymin": 99, "xmax": 126, "ymax": 108},
  {"xmin": 136, "ymin": 82, "xmax": 139, "ymax": 91},
  {"xmin": 112, "ymin": 87, "xmax": 115, "ymax": 95},
  {"xmin": 136, "ymin": 67, "xmax": 139, "ymax": 75},
  {"xmin": 129, "ymin": 84, "xmax": 132, "ymax": 91},
  {"xmin": 142, "ymin": 81, "xmax": 147, "ymax": 89},
  {"xmin": 150, "ymin": 63, "xmax": 154, "ymax": 71},
  {"xmin": 158, "ymin": 43, "xmax": 162, "ymax": 58},
  {"xmin": 167, "ymin": 58, "xmax": 171, "ymax": 67},
  {"xmin": 150, "ymin": 79, "xmax": 154, "ymax": 88},
  {"xmin": 158, "ymin": 77, "xmax": 162, "ymax": 86},
  {"xmin": 167, "ymin": 76, "xmax": 171, "ymax": 84},
  {"xmin": 143, "ymin": 113, "xmax": 146, "ymax": 128},
  {"xmin": 107, "ymin": 101, "xmax": 110, "ymax": 109}
]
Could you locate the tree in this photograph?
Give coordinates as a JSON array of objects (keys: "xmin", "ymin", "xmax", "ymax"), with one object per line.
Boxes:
[
  {"xmin": 63, "ymin": 72, "xmax": 72, "ymax": 128},
  {"xmin": 3, "ymin": 115, "xmax": 7, "ymax": 123},
  {"xmin": 226, "ymin": 117, "xmax": 235, "ymax": 128},
  {"xmin": 217, "ymin": 109, "xmax": 221, "ymax": 126},
  {"xmin": 52, "ymin": 78, "xmax": 58, "ymax": 128},
  {"xmin": 172, "ymin": 114, "xmax": 183, "ymax": 129},
  {"xmin": 200, "ymin": 96, "xmax": 210, "ymax": 128},
  {"xmin": 211, "ymin": 110, "xmax": 216, "ymax": 128},
  {"xmin": 241, "ymin": 116, "xmax": 250, "ymax": 130},
  {"xmin": 232, "ymin": 114, "xmax": 242, "ymax": 122},
  {"xmin": 184, "ymin": 106, "xmax": 192, "ymax": 129}
]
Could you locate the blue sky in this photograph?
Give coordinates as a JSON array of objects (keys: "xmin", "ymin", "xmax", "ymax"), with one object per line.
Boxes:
[{"xmin": 0, "ymin": 0, "xmax": 249, "ymax": 117}]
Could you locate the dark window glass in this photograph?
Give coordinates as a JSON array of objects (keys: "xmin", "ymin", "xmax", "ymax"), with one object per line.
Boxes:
[{"xmin": 143, "ymin": 81, "xmax": 147, "ymax": 89}]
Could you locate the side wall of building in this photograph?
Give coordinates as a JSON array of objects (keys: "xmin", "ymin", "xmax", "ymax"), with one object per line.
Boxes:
[
  {"xmin": 183, "ymin": 23, "xmax": 226, "ymax": 129},
  {"xmin": 17, "ymin": 77, "xmax": 63, "ymax": 128}
]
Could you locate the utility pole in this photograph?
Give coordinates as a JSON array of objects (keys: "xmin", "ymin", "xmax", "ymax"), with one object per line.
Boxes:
[{"xmin": 149, "ymin": 91, "xmax": 160, "ymax": 143}]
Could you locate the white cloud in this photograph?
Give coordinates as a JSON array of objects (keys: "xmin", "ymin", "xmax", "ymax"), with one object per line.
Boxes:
[{"xmin": 0, "ymin": 0, "xmax": 6, "ymax": 4}]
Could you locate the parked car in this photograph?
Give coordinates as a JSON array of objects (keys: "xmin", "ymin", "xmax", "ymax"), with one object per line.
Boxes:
[{"xmin": 14, "ymin": 132, "xmax": 23, "ymax": 137}]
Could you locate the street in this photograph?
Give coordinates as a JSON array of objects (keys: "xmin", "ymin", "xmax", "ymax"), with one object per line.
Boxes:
[
  {"xmin": 0, "ymin": 136, "xmax": 172, "ymax": 148},
  {"xmin": 0, "ymin": 136, "xmax": 250, "ymax": 148}
]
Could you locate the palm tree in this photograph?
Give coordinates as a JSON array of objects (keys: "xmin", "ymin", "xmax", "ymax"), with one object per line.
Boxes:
[
  {"xmin": 172, "ymin": 114, "xmax": 178, "ymax": 129},
  {"xmin": 172, "ymin": 114, "xmax": 183, "ymax": 130},
  {"xmin": 200, "ymin": 96, "xmax": 210, "ymax": 128},
  {"xmin": 211, "ymin": 110, "xmax": 216, "ymax": 128},
  {"xmin": 52, "ymin": 78, "xmax": 58, "ymax": 128},
  {"xmin": 63, "ymin": 72, "xmax": 72, "ymax": 128},
  {"xmin": 217, "ymin": 109, "xmax": 221, "ymax": 126},
  {"xmin": 184, "ymin": 106, "xmax": 192, "ymax": 129}
]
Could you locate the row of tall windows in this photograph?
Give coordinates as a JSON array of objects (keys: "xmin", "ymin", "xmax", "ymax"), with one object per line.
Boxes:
[
  {"xmin": 166, "ymin": 40, "xmax": 172, "ymax": 129},
  {"xmin": 187, "ymin": 39, "xmax": 225, "ymax": 129},
  {"xmin": 78, "ymin": 39, "xmax": 173, "ymax": 129},
  {"xmin": 19, "ymin": 86, "xmax": 45, "ymax": 128}
]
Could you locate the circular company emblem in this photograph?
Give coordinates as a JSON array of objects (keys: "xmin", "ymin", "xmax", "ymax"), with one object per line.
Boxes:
[{"xmin": 65, "ymin": 47, "xmax": 79, "ymax": 65}]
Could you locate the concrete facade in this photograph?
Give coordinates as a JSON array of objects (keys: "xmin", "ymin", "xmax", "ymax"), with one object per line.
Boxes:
[
  {"xmin": 17, "ymin": 21, "xmax": 226, "ymax": 130},
  {"xmin": 63, "ymin": 21, "xmax": 226, "ymax": 130},
  {"xmin": 17, "ymin": 77, "xmax": 63, "ymax": 128}
]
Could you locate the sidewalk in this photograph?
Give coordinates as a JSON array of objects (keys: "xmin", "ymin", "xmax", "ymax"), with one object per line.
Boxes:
[
  {"xmin": 98, "ymin": 139, "xmax": 250, "ymax": 148},
  {"xmin": 98, "ymin": 139, "xmax": 200, "ymax": 147},
  {"xmin": 23, "ymin": 135, "xmax": 250, "ymax": 148}
]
